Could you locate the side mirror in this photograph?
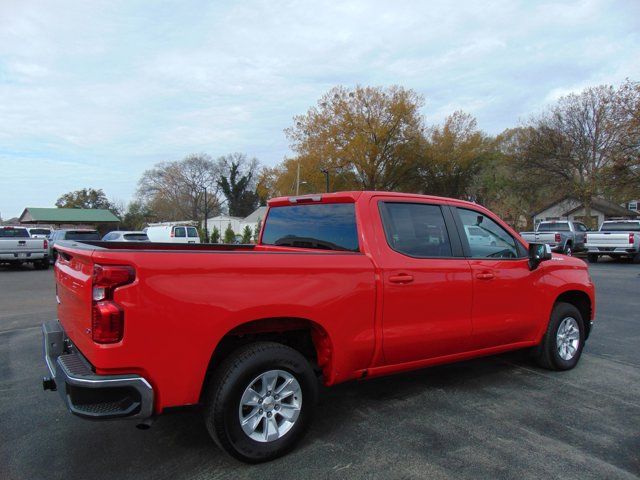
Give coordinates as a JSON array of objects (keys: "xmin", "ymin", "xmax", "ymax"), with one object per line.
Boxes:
[{"xmin": 528, "ymin": 243, "xmax": 552, "ymax": 270}]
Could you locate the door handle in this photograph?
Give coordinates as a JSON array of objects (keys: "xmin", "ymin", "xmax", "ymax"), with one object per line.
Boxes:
[
  {"xmin": 389, "ymin": 274, "xmax": 414, "ymax": 284},
  {"xmin": 476, "ymin": 272, "xmax": 495, "ymax": 280}
]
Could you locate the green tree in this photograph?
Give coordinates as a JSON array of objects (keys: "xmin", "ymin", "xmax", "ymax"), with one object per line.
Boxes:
[
  {"xmin": 218, "ymin": 153, "xmax": 260, "ymax": 217},
  {"xmin": 241, "ymin": 225, "xmax": 253, "ymax": 243},
  {"xmin": 121, "ymin": 201, "xmax": 154, "ymax": 230},
  {"xmin": 223, "ymin": 223, "xmax": 235, "ymax": 244},
  {"xmin": 416, "ymin": 111, "xmax": 492, "ymax": 199},
  {"xmin": 253, "ymin": 218, "xmax": 262, "ymax": 242},
  {"xmin": 55, "ymin": 188, "xmax": 119, "ymax": 215},
  {"xmin": 210, "ymin": 226, "xmax": 220, "ymax": 243}
]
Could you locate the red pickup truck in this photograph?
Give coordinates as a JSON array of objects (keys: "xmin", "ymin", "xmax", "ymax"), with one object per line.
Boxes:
[{"xmin": 43, "ymin": 191, "xmax": 595, "ymax": 462}]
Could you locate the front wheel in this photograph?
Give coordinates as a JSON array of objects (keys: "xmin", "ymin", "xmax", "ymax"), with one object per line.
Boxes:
[
  {"xmin": 534, "ymin": 302, "xmax": 585, "ymax": 370},
  {"xmin": 204, "ymin": 342, "xmax": 318, "ymax": 463},
  {"xmin": 564, "ymin": 244, "xmax": 573, "ymax": 256}
]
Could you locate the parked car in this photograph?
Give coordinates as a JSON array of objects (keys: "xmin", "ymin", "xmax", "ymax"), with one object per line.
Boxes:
[
  {"xmin": 43, "ymin": 191, "xmax": 595, "ymax": 463},
  {"xmin": 48, "ymin": 229, "xmax": 101, "ymax": 263},
  {"xmin": 0, "ymin": 226, "xmax": 49, "ymax": 269},
  {"xmin": 145, "ymin": 225, "xmax": 201, "ymax": 243},
  {"xmin": 102, "ymin": 231, "xmax": 150, "ymax": 242},
  {"xmin": 585, "ymin": 219, "xmax": 640, "ymax": 263},
  {"xmin": 27, "ymin": 227, "xmax": 52, "ymax": 239},
  {"xmin": 519, "ymin": 220, "xmax": 588, "ymax": 256}
]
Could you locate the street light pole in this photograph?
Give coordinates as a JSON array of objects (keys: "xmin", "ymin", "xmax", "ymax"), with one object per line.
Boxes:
[
  {"xmin": 320, "ymin": 169, "xmax": 329, "ymax": 193},
  {"xmin": 203, "ymin": 187, "xmax": 209, "ymax": 242}
]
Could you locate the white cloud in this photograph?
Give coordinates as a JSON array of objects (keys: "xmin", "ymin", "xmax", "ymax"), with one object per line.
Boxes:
[{"xmin": 0, "ymin": 0, "xmax": 639, "ymax": 217}]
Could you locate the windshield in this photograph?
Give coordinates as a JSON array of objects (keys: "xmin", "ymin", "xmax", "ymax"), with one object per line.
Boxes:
[
  {"xmin": 65, "ymin": 231, "xmax": 101, "ymax": 241},
  {"xmin": 262, "ymin": 203, "xmax": 359, "ymax": 252},
  {"xmin": 0, "ymin": 228, "xmax": 30, "ymax": 238},
  {"xmin": 537, "ymin": 222, "xmax": 570, "ymax": 232},
  {"xmin": 600, "ymin": 222, "xmax": 640, "ymax": 232},
  {"xmin": 29, "ymin": 228, "xmax": 51, "ymax": 236}
]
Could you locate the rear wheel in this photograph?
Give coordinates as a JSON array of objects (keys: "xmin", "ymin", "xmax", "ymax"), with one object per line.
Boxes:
[
  {"xmin": 204, "ymin": 342, "xmax": 318, "ymax": 463},
  {"xmin": 633, "ymin": 253, "xmax": 640, "ymax": 264},
  {"xmin": 534, "ymin": 302, "xmax": 585, "ymax": 370},
  {"xmin": 35, "ymin": 259, "xmax": 49, "ymax": 270},
  {"xmin": 587, "ymin": 253, "xmax": 598, "ymax": 263}
]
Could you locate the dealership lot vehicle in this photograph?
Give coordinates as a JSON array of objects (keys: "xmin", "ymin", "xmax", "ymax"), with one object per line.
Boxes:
[
  {"xmin": 44, "ymin": 191, "xmax": 594, "ymax": 463},
  {"xmin": 0, "ymin": 261, "xmax": 638, "ymax": 479},
  {"xmin": 101, "ymin": 231, "xmax": 150, "ymax": 242},
  {"xmin": 586, "ymin": 220, "xmax": 640, "ymax": 263},
  {"xmin": 27, "ymin": 227, "xmax": 52, "ymax": 239},
  {"xmin": 0, "ymin": 226, "xmax": 49, "ymax": 269},
  {"xmin": 145, "ymin": 225, "xmax": 201, "ymax": 243},
  {"xmin": 47, "ymin": 229, "xmax": 101, "ymax": 262},
  {"xmin": 520, "ymin": 220, "xmax": 588, "ymax": 256}
]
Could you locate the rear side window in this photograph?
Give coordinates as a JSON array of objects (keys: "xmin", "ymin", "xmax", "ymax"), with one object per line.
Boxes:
[
  {"xmin": 65, "ymin": 231, "xmax": 101, "ymax": 241},
  {"xmin": 174, "ymin": 227, "xmax": 186, "ymax": 238},
  {"xmin": 0, "ymin": 228, "xmax": 30, "ymax": 238},
  {"xmin": 187, "ymin": 227, "xmax": 199, "ymax": 238},
  {"xmin": 379, "ymin": 202, "xmax": 453, "ymax": 258},
  {"xmin": 262, "ymin": 203, "xmax": 359, "ymax": 252},
  {"xmin": 601, "ymin": 222, "xmax": 640, "ymax": 231}
]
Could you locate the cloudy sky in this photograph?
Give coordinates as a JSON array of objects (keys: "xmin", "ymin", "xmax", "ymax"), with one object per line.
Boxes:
[{"xmin": 1, "ymin": 0, "xmax": 638, "ymax": 218}]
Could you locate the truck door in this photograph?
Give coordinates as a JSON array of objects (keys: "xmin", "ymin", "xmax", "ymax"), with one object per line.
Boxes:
[
  {"xmin": 372, "ymin": 197, "xmax": 474, "ymax": 365},
  {"xmin": 452, "ymin": 206, "xmax": 546, "ymax": 349}
]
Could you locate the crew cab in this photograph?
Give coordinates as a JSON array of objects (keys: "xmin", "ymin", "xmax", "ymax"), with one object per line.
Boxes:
[
  {"xmin": 0, "ymin": 226, "xmax": 49, "ymax": 269},
  {"xmin": 42, "ymin": 192, "xmax": 595, "ymax": 463},
  {"xmin": 519, "ymin": 220, "xmax": 588, "ymax": 256},
  {"xmin": 585, "ymin": 220, "xmax": 640, "ymax": 263}
]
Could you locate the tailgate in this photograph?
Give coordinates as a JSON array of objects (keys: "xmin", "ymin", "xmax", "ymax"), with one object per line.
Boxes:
[
  {"xmin": 0, "ymin": 238, "xmax": 44, "ymax": 253},
  {"xmin": 55, "ymin": 247, "xmax": 95, "ymax": 356},
  {"xmin": 586, "ymin": 233, "xmax": 630, "ymax": 247}
]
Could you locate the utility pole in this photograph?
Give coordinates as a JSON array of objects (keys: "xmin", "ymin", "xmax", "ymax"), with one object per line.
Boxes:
[
  {"xmin": 321, "ymin": 169, "xmax": 330, "ymax": 193},
  {"xmin": 296, "ymin": 161, "xmax": 301, "ymax": 196},
  {"xmin": 203, "ymin": 187, "xmax": 209, "ymax": 243}
]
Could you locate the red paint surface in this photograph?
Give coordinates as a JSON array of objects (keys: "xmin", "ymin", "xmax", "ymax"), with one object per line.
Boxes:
[{"xmin": 55, "ymin": 191, "xmax": 595, "ymax": 414}]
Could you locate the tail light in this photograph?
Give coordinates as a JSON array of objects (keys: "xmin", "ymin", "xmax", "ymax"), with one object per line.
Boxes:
[
  {"xmin": 91, "ymin": 265, "xmax": 135, "ymax": 344},
  {"xmin": 170, "ymin": 227, "xmax": 175, "ymax": 238},
  {"xmin": 44, "ymin": 239, "xmax": 48, "ymax": 250},
  {"xmin": 554, "ymin": 233, "xmax": 561, "ymax": 243},
  {"xmin": 630, "ymin": 233, "xmax": 635, "ymax": 244}
]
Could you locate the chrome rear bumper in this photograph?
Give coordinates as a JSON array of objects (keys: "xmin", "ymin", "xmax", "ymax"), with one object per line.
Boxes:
[{"xmin": 42, "ymin": 320, "xmax": 154, "ymax": 420}]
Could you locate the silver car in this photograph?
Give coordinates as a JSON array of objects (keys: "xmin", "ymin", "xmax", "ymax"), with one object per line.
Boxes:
[{"xmin": 102, "ymin": 231, "xmax": 150, "ymax": 242}]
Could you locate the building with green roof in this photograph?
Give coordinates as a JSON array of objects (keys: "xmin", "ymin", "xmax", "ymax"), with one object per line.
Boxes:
[{"xmin": 19, "ymin": 207, "xmax": 120, "ymax": 228}]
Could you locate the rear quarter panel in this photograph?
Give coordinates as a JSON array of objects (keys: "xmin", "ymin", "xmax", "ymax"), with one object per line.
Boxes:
[{"xmin": 84, "ymin": 248, "xmax": 377, "ymax": 411}]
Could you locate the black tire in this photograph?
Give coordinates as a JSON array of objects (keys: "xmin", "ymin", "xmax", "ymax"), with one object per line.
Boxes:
[
  {"xmin": 564, "ymin": 243, "xmax": 572, "ymax": 256},
  {"xmin": 204, "ymin": 342, "xmax": 318, "ymax": 463},
  {"xmin": 534, "ymin": 302, "xmax": 585, "ymax": 371},
  {"xmin": 35, "ymin": 259, "xmax": 50, "ymax": 270},
  {"xmin": 633, "ymin": 253, "xmax": 640, "ymax": 264},
  {"xmin": 587, "ymin": 253, "xmax": 598, "ymax": 263}
]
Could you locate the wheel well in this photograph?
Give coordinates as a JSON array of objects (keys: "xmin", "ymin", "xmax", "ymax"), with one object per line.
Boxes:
[
  {"xmin": 201, "ymin": 318, "xmax": 332, "ymax": 400},
  {"xmin": 556, "ymin": 290, "xmax": 591, "ymax": 337}
]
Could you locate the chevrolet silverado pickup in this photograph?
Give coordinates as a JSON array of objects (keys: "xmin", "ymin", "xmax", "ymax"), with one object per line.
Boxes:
[
  {"xmin": 42, "ymin": 191, "xmax": 595, "ymax": 463},
  {"xmin": 0, "ymin": 226, "xmax": 49, "ymax": 269},
  {"xmin": 520, "ymin": 220, "xmax": 589, "ymax": 256},
  {"xmin": 585, "ymin": 219, "xmax": 640, "ymax": 263}
]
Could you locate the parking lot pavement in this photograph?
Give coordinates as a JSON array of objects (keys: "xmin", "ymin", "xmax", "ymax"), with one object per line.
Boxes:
[{"xmin": 1, "ymin": 261, "xmax": 639, "ymax": 480}]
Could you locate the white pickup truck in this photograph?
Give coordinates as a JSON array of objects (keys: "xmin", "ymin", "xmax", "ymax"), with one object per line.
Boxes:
[
  {"xmin": 520, "ymin": 220, "xmax": 589, "ymax": 256},
  {"xmin": 585, "ymin": 220, "xmax": 640, "ymax": 263},
  {"xmin": 0, "ymin": 226, "xmax": 50, "ymax": 269}
]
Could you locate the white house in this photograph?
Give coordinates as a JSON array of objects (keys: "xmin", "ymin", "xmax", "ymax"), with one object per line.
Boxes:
[
  {"xmin": 533, "ymin": 196, "xmax": 638, "ymax": 227},
  {"xmin": 203, "ymin": 206, "xmax": 268, "ymax": 238}
]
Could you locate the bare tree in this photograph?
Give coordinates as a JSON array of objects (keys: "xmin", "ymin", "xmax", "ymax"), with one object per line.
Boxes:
[
  {"xmin": 137, "ymin": 154, "xmax": 222, "ymax": 222},
  {"xmin": 520, "ymin": 83, "xmax": 640, "ymax": 227}
]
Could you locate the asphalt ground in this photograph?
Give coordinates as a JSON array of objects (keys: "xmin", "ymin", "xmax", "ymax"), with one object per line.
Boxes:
[{"xmin": 0, "ymin": 259, "xmax": 638, "ymax": 479}]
